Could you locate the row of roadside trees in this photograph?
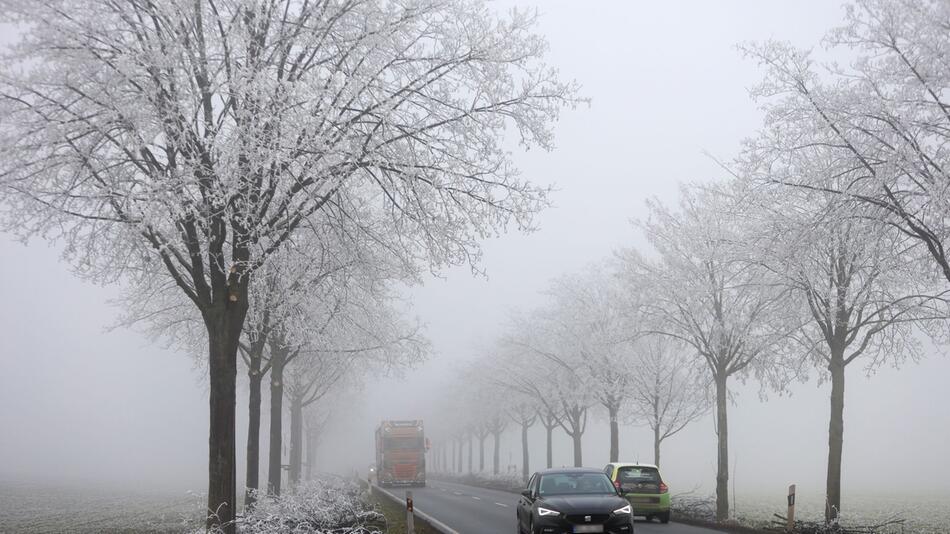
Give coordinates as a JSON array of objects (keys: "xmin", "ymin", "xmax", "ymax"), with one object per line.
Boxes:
[
  {"xmin": 0, "ymin": 1, "xmax": 581, "ymax": 532},
  {"xmin": 430, "ymin": 0, "xmax": 950, "ymax": 525}
]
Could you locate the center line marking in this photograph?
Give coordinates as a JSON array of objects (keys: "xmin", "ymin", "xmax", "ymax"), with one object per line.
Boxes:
[
  {"xmin": 495, "ymin": 502, "xmax": 509, "ymax": 507},
  {"xmin": 453, "ymin": 491, "xmax": 463, "ymax": 495},
  {"xmin": 472, "ymin": 496, "xmax": 481, "ymax": 500}
]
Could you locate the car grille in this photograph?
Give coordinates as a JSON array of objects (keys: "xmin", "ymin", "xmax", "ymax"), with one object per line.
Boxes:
[{"xmin": 566, "ymin": 514, "xmax": 610, "ymax": 524}]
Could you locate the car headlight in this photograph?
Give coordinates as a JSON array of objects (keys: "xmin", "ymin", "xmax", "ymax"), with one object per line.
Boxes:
[
  {"xmin": 538, "ymin": 507, "xmax": 561, "ymax": 517},
  {"xmin": 613, "ymin": 504, "xmax": 632, "ymax": 515}
]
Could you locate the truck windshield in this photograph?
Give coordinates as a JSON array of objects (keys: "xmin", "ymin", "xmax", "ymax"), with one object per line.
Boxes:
[{"xmin": 384, "ymin": 437, "xmax": 424, "ymax": 449}]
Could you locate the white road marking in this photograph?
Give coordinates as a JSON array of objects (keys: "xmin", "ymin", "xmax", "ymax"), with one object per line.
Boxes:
[
  {"xmin": 495, "ymin": 502, "xmax": 509, "ymax": 507},
  {"xmin": 453, "ymin": 491, "xmax": 463, "ymax": 495},
  {"xmin": 472, "ymin": 496, "xmax": 481, "ymax": 500},
  {"xmin": 372, "ymin": 484, "xmax": 462, "ymax": 534}
]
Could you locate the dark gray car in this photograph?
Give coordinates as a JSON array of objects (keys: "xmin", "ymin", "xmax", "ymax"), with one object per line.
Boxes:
[{"xmin": 516, "ymin": 468, "xmax": 635, "ymax": 534}]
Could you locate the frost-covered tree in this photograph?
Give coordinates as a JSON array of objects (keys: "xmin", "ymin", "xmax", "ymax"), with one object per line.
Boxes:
[
  {"xmin": 738, "ymin": 179, "xmax": 948, "ymax": 521},
  {"xmin": 286, "ymin": 352, "xmax": 350, "ymax": 487},
  {"xmin": 544, "ymin": 263, "xmax": 638, "ymax": 463},
  {"xmin": 619, "ymin": 185, "xmax": 791, "ymax": 521},
  {"xmin": 476, "ymin": 348, "xmax": 541, "ymax": 480},
  {"xmin": 742, "ymin": 0, "xmax": 950, "ymax": 284},
  {"xmin": 0, "ymin": 1, "xmax": 579, "ymax": 529},
  {"xmin": 627, "ymin": 335, "xmax": 710, "ymax": 468},
  {"xmin": 504, "ymin": 309, "xmax": 595, "ymax": 468},
  {"xmin": 264, "ymin": 257, "xmax": 425, "ymax": 496}
]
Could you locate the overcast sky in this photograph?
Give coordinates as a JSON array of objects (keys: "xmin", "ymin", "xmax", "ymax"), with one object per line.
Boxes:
[{"xmin": 2, "ymin": 0, "xmax": 949, "ymax": 508}]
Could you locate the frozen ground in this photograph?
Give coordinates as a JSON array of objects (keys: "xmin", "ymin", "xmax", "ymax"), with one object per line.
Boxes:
[
  {"xmin": 0, "ymin": 477, "xmax": 203, "ymax": 533},
  {"xmin": 2, "ymin": 477, "xmax": 948, "ymax": 533},
  {"xmin": 731, "ymin": 490, "xmax": 950, "ymax": 533}
]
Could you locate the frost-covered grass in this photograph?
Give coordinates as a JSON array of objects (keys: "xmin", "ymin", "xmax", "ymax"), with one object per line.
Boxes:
[
  {"xmin": 672, "ymin": 491, "xmax": 950, "ymax": 534},
  {"xmin": 194, "ymin": 475, "xmax": 385, "ymax": 534},
  {"xmin": 0, "ymin": 476, "xmax": 198, "ymax": 533},
  {"xmin": 0, "ymin": 475, "xmax": 383, "ymax": 534}
]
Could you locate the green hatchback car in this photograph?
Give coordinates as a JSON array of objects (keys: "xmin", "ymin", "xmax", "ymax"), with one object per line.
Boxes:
[{"xmin": 604, "ymin": 463, "xmax": 670, "ymax": 523}]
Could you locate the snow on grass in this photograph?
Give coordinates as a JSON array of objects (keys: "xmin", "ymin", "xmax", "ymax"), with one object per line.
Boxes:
[{"xmin": 194, "ymin": 475, "xmax": 385, "ymax": 534}]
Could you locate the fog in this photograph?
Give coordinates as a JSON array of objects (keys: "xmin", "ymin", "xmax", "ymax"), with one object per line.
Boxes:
[{"xmin": 2, "ymin": 0, "xmax": 950, "ymax": 522}]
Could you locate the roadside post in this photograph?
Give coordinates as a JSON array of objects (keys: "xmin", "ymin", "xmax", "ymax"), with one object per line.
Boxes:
[
  {"xmin": 786, "ymin": 484, "xmax": 796, "ymax": 531},
  {"xmin": 406, "ymin": 490, "xmax": 415, "ymax": 534}
]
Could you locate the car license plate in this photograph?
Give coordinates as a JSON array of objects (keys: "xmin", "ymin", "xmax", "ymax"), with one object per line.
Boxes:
[{"xmin": 573, "ymin": 526, "xmax": 603, "ymax": 533}]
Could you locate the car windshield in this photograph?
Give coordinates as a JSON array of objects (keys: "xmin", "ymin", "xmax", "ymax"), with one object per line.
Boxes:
[
  {"xmin": 617, "ymin": 466, "xmax": 661, "ymax": 491},
  {"xmin": 538, "ymin": 473, "xmax": 616, "ymax": 496}
]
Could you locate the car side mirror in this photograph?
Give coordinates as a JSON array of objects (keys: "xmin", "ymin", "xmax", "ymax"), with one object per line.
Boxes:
[{"xmin": 521, "ymin": 489, "xmax": 532, "ymax": 498}]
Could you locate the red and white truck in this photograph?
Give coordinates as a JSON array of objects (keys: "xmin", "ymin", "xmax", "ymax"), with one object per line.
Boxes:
[{"xmin": 375, "ymin": 420, "xmax": 429, "ymax": 487}]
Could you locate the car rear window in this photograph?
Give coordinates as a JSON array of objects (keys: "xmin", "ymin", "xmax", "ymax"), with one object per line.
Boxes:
[{"xmin": 617, "ymin": 466, "xmax": 661, "ymax": 493}]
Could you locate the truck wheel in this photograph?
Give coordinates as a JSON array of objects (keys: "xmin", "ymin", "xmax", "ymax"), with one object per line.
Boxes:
[{"xmin": 660, "ymin": 511, "xmax": 670, "ymax": 524}]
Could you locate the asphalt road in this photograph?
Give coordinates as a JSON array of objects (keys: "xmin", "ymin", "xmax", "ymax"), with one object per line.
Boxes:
[{"xmin": 373, "ymin": 479, "xmax": 722, "ymax": 534}]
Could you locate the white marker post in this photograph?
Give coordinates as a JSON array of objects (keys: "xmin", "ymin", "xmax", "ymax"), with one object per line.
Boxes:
[
  {"xmin": 406, "ymin": 490, "xmax": 415, "ymax": 534},
  {"xmin": 786, "ymin": 484, "xmax": 796, "ymax": 531}
]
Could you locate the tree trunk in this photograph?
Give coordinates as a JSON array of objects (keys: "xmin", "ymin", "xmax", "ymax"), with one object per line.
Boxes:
[
  {"xmin": 714, "ymin": 372, "xmax": 729, "ymax": 522},
  {"xmin": 653, "ymin": 425, "xmax": 661, "ymax": 468},
  {"xmin": 521, "ymin": 422, "xmax": 530, "ymax": 483},
  {"xmin": 492, "ymin": 431, "xmax": 501, "ymax": 475},
  {"xmin": 572, "ymin": 431, "xmax": 583, "ymax": 467},
  {"xmin": 457, "ymin": 438, "xmax": 463, "ymax": 473},
  {"xmin": 305, "ymin": 424, "xmax": 317, "ymax": 481},
  {"xmin": 268, "ymin": 350, "xmax": 286, "ymax": 495},
  {"xmin": 479, "ymin": 436, "xmax": 486, "ymax": 472},
  {"xmin": 204, "ymin": 294, "xmax": 247, "ymax": 534},
  {"xmin": 546, "ymin": 425, "xmax": 553, "ymax": 469},
  {"xmin": 825, "ymin": 358, "xmax": 846, "ymax": 522},
  {"xmin": 288, "ymin": 398, "xmax": 303, "ymax": 487},
  {"xmin": 468, "ymin": 435, "xmax": 473, "ymax": 473},
  {"xmin": 245, "ymin": 367, "xmax": 262, "ymax": 508},
  {"xmin": 608, "ymin": 405, "xmax": 619, "ymax": 463}
]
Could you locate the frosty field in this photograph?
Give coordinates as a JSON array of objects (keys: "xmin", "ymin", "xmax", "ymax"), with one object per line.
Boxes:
[
  {"xmin": 3, "ymin": 476, "xmax": 949, "ymax": 534},
  {"xmin": 729, "ymin": 490, "xmax": 950, "ymax": 534},
  {"xmin": 0, "ymin": 478, "xmax": 203, "ymax": 533}
]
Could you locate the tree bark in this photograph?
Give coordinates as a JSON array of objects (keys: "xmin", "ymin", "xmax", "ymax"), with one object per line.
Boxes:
[
  {"xmin": 608, "ymin": 405, "xmax": 620, "ymax": 463},
  {"xmin": 305, "ymin": 424, "xmax": 317, "ymax": 481},
  {"xmin": 245, "ymin": 366, "xmax": 263, "ymax": 508},
  {"xmin": 572, "ymin": 431, "xmax": 583, "ymax": 467},
  {"xmin": 452, "ymin": 439, "xmax": 458, "ymax": 473},
  {"xmin": 714, "ymin": 372, "xmax": 729, "ymax": 522},
  {"xmin": 468, "ymin": 435, "xmax": 473, "ymax": 473},
  {"xmin": 545, "ymin": 425, "xmax": 553, "ymax": 469},
  {"xmin": 268, "ymin": 349, "xmax": 287, "ymax": 495},
  {"xmin": 203, "ymin": 290, "xmax": 248, "ymax": 534},
  {"xmin": 478, "ymin": 435, "xmax": 486, "ymax": 472},
  {"xmin": 521, "ymin": 422, "xmax": 530, "ymax": 483},
  {"xmin": 653, "ymin": 424, "xmax": 661, "ymax": 468},
  {"xmin": 825, "ymin": 358, "xmax": 846, "ymax": 522},
  {"xmin": 288, "ymin": 397, "xmax": 303, "ymax": 486},
  {"xmin": 492, "ymin": 431, "xmax": 501, "ymax": 475}
]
